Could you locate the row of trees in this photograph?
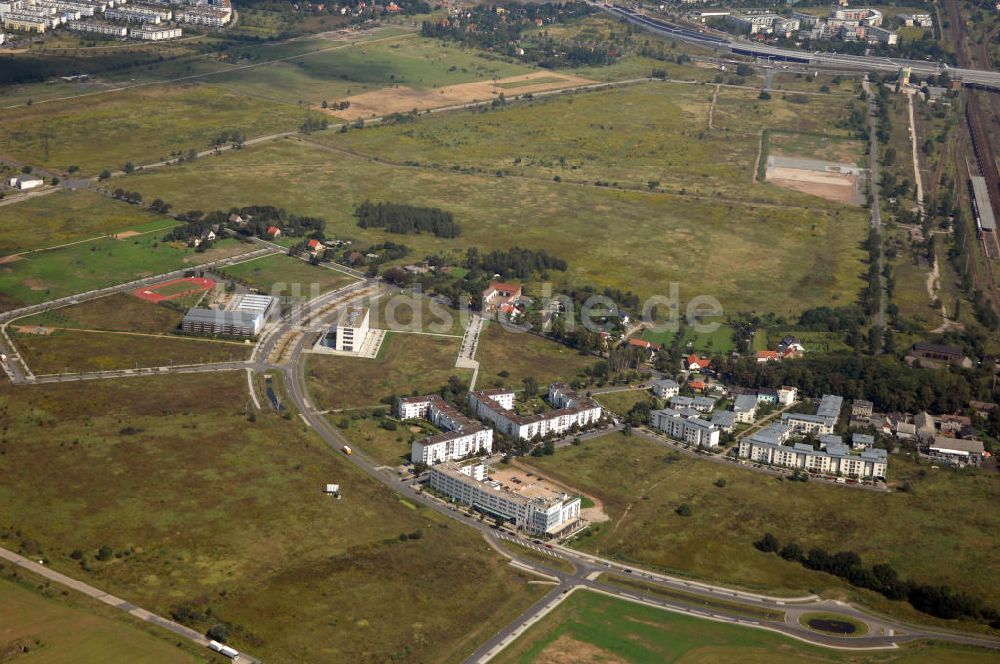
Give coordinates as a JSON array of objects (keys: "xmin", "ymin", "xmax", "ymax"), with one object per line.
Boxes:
[
  {"xmin": 464, "ymin": 246, "xmax": 567, "ymax": 279},
  {"xmin": 163, "ymin": 205, "xmax": 325, "ymax": 243},
  {"xmin": 355, "ymin": 201, "xmax": 460, "ymax": 238},
  {"xmin": 754, "ymin": 533, "xmax": 999, "ymax": 626}
]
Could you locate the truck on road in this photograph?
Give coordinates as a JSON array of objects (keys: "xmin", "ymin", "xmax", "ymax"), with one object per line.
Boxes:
[
  {"xmin": 342, "ymin": 445, "xmax": 353, "ymax": 455},
  {"xmin": 208, "ymin": 640, "xmax": 240, "ymax": 660}
]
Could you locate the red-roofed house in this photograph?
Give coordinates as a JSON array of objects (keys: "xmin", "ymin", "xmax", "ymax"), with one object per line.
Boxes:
[
  {"xmin": 685, "ymin": 355, "xmax": 710, "ymax": 371},
  {"xmin": 756, "ymin": 350, "xmax": 779, "ymax": 363},
  {"xmin": 688, "ymin": 379, "xmax": 707, "ymax": 392},
  {"xmin": 482, "ymin": 281, "xmax": 522, "ymax": 314},
  {"xmin": 628, "ymin": 338, "xmax": 662, "ymax": 358},
  {"xmin": 306, "ymin": 238, "xmax": 324, "ymax": 256},
  {"xmin": 266, "ymin": 226, "xmax": 282, "ymax": 239}
]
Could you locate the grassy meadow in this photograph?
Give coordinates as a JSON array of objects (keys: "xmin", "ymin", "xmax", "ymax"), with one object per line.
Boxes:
[
  {"xmin": 492, "ymin": 590, "xmax": 999, "ymax": 664},
  {"xmin": 15, "ymin": 292, "xmax": 184, "ymax": 333},
  {"xmin": 124, "ymin": 136, "xmax": 868, "ymax": 315},
  {"xmin": 306, "ymin": 331, "xmax": 470, "ymax": 410},
  {"xmin": 0, "ymin": 189, "xmax": 177, "ymax": 256},
  {"xmin": 0, "ymin": 372, "xmax": 545, "ymax": 662},
  {"xmin": 218, "ymin": 253, "xmax": 358, "ymax": 299},
  {"xmin": 475, "ymin": 322, "xmax": 600, "ymax": 390},
  {"xmin": 522, "ymin": 432, "xmax": 1000, "ymax": 629}
]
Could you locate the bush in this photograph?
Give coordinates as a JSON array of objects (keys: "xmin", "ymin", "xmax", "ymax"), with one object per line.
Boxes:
[
  {"xmin": 713, "ymin": 478, "xmax": 727, "ymax": 488},
  {"xmin": 206, "ymin": 623, "xmax": 229, "ymax": 643},
  {"xmin": 675, "ymin": 503, "xmax": 693, "ymax": 517},
  {"xmin": 95, "ymin": 545, "xmax": 113, "ymax": 561},
  {"xmin": 753, "ymin": 532, "xmax": 779, "ymax": 553}
]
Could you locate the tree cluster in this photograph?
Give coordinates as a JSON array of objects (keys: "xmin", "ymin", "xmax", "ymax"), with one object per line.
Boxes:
[
  {"xmin": 355, "ymin": 201, "xmax": 460, "ymax": 238},
  {"xmin": 464, "ymin": 246, "xmax": 567, "ymax": 279}
]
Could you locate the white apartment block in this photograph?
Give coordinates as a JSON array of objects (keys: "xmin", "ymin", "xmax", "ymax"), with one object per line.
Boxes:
[
  {"xmin": 732, "ymin": 394, "xmax": 758, "ymax": 424},
  {"xmin": 649, "ymin": 408, "xmax": 720, "ymax": 448},
  {"xmin": 468, "ymin": 383, "xmax": 603, "ymax": 441},
  {"xmin": 650, "ymin": 378, "xmax": 679, "ymax": 399},
  {"xmin": 781, "ymin": 394, "xmax": 842, "ymax": 436},
  {"xmin": 430, "ymin": 460, "xmax": 581, "ymax": 536},
  {"xmin": 739, "ymin": 435, "xmax": 887, "ymax": 480},
  {"xmin": 325, "ymin": 306, "xmax": 369, "ymax": 352},
  {"xmin": 398, "ymin": 394, "xmax": 493, "ymax": 466},
  {"xmin": 129, "ymin": 23, "xmax": 179, "ymax": 38},
  {"xmin": 178, "ymin": 4, "xmax": 228, "ymax": 26},
  {"xmin": 104, "ymin": 4, "xmax": 170, "ymax": 22},
  {"xmin": 68, "ymin": 18, "xmax": 125, "ymax": 34}
]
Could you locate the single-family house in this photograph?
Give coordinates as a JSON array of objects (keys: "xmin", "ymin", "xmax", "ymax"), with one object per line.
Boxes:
[
  {"xmin": 685, "ymin": 354, "xmax": 711, "ymax": 371},
  {"xmin": 688, "ymin": 379, "xmax": 708, "ymax": 392},
  {"xmin": 629, "ymin": 338, "xmax": 662, "ymax": 357},
  {"xmin": 266, "ymin": 226, "xmax": 282, "ymax": 239},
  {"xmin": 482, "ymin": 281, "xmax": 521, "ymax": 314},
  {"xmin": 756, "ymin": 350, "xmax": 780, "ymax": 363},
  {"xmin": 306, "ymin": 238, "xmax": 324, "ymax": 256}
]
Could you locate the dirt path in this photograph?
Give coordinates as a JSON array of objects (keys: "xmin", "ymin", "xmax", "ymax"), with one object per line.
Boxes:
[
  {"xmin": 906, "ymin": 91, "xmax": 926, "ymax": 219},
  {"xmin": 708, "ymin": 84, "xmax": 720, "ymax": 129}
]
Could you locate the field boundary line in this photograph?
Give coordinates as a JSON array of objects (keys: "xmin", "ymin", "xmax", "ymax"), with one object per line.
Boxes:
[{"xmin": 11, "ymin": 326, "xmax": 251, "ymax": 346}]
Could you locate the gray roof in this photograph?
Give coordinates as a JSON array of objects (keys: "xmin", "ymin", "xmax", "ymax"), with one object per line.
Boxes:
[
  {"xmin": 182, "ymin": 308, "xmax": 260, "ymax": 326},
  {"xmin": 972, "ymin": 176, "xmax": 996, "ymax": 231},
  {"xmin": 819, "ymin": 434, "xmax": 843, "ymax": 446},
  {"xmin": 711, "ymin": 411, "xmax": 737, "ymax": 427},
  {"xmin": 733, "ymin": 394, "xmax": 758, "ymax": 413},
  {"xmin": 816, "ymin": 394, "xmax": 844, "ymax": 420},
  {"xmin": 930, "ymin": 437, "xmax": 984, "ymax": 455},
  {"xmin": 652, "ymin": 379, "xmax": 679, "ymax": 390},
  {"xmin": 860, "ymin": 448, "xmax": 888, "ymax": 462},
  {"xmin": 852, "ymin": 433, "xmax": 875, "ymax": 446},
  {"xmin": 750, "ymin": 423, "xmax": 791, "ymax": 445},
  {"xmin": 670, "ymin": 395, "xmax": 716, "ymax": 409}
]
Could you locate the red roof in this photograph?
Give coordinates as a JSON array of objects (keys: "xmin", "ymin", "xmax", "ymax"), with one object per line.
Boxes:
[
  {"xmin": 686, "ymin": 354, "xmax": 710, "ymax": 368},
  {"xmin": 307, "ymin": 238, "xmax": 321, "ymax": 249},
  {"xmin": 266, "ymin": 226, "xmax": 281, "ymax": 236},
  {"xmin": 689, "ymin": 380, "xmax": 707, "ymax": 391},
  {"xmin": 757, "ymin": 350, "xmax": 779, "ymax": 361},
  {"xmin": 629, "ymin": 338, "xmax": 661, "ymax": 351},
  {"xmin": 487, "ymin": 281, "xmax": 521, "ymax": 295}
]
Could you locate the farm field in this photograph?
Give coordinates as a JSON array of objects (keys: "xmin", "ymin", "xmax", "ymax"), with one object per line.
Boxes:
[
  {"xmin": 125, "ymin": 138, "xmax": 868, "ymax": 315},
  {"xmin": 0, "ymin": 189, "xmax": 177, "ymax": 256},
  {"xmin": 208, "ymin": 33, "xmax": 533, "ymax": 110},
  {"xmin": 0, "ymin": 83, "xmax": 320, "ymax": 174},
  {"xmin": 319, "ymin": 82, "xmax": 861, "ymax": 203},
  {"xmin": 218, "ymin": 253, "xmax": 358, "ymax": 300},
  {"xmin": 11, "ymin": 328, "xmax": 249, "ymax": 374},
  {"xmin": 492, "ymin": 590, "xmax": 997, "ymax": 664},
  {"xmin": 521, "ymin": 432, "xmax": 1000, "ymax": 628},
  {"xmin": 0, "ymin": 574, "xmax": 207, "ymax": 664},
  {"xmin": 0, "ymin": 235, "xmax": 255, "ymax": 312},
  {"xmin": 14, "ymin": 292, "xmax": 183, "ymax": 334},
  {"xmin": 306, "ymin": 331, "xmax": 471, "ymax": 410},
  {"xmin": 475, "ymin": 322, "xmax": 599, "ymax": 391},
  {"xmin": 0, "ymin": 372, "xmax": 545, "ymax": 662}
]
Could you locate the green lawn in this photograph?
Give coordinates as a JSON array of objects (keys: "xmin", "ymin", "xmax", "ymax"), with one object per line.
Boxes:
[
  {"xmin": 0, "ymin": 189, "xmax": 178, "ymax": 256},
  {"xmin": 124, "ymin": 118, "xmax": 867, "ymax": 316},
  {"xmin": 218, "ymin": 253, "xmax": 358, "ymax": 300},
  {"xmin": 475, "ymin": 322, "xmax": 599, "ymax": 391},
  {"xmin": 0, "ymin": 574, "xmax": 207, "ymax": 664},
  {"xmin": 0, "ymin": 372, "xmax": 545, "ymax": 663},
  {"xmin": 372, "ymin": 290, "xmax": 467, "ymax": 336},
  {"xmin": 15, "ymin": 292, "xmax": 183, "ymax": 334},
  {"xmin": 11, "ymin": 328, "xmax": 249, "ymax": 374},
  {"xmin": 306, "ymin": 331, "xmax": 471, "ymax": 410},
  {"xmin": 594, "ymin": 389, "xmax": 656, "ymax": 416},
  {"xmin": 492, "ymin": 590, "xmax": 999, "ymax": 664},
  {"xmin": 521, "ymin": 432, "xmax": 1000, "ymax": 629},
  {"xmin": 333, "ymin": 410, "xmax": 425, "ymax": 466},
  {"xmin": 0, "ymin": 83, "xmax": 321, "ymax": 174},
  {"xmin": 0, "ymin": 236, "xmax": 255, "ymax": 312}
]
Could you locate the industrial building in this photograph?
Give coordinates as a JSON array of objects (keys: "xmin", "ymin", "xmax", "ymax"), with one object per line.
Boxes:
[
  {"xmin": 927, "ymin": 436, "xmax": 985, "ymax": 468},
  {"xmin": 181, "ymin": 294, "xmax": 274, "ymax": 338},
  {"xmin": 429, "ymin": 460, "xmax": 581, "ymax": 536},
  {"xmin": 468, "ymin": 383, "xmax": 603, "ymax": 441},
  {"xmin": 398, "ymin": 394, "xmax": 493, "ymax": 466}
]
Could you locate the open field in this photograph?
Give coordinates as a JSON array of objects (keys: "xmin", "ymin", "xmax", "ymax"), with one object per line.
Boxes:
[
  {"xmin": 332, "ymin": 70, "xmax": 595, "ymax": 121},
  {"xmin": 321, "ymin": 82, "xmax": 862, "ymax": 204},
  {"xmin": 0, "ymin": 236, "xmax": 255, "ymax": 312},
  {"xmin": 475, "ymin": 322, "xmax": 599, "ymax": 391},
  {"xmin": 0, "ymin": 372, "xmax": 545, "ymax": 662},
  {"xmin": 0, "ymin": 189, "xmax": 178, "ymax": 256},
  {"xmin": 0, "ymin": 573, "xmax": 207, "ymax": 664},
  {"xmin": 218, "ymin": 253, "xmax": 357, "ymax": 300},
  {"xmin": 0, "ymin": 83, "xmax": 319, "ymax": 174},
  {"xmin": 208, "ymin": 33, "xmax": 532, "ymax": 110},
  {"xmin": 594, "ymin": 389, "xmax": 657, "ymax": 416},
  {"xmin": 14, "ymin": 292, "xmax": 183, "ymax": 334},
  {"xmin": 332, "ymin": 409, "xmax": 429, "ymax": 466},
  {"xmin": 125, "ymin": 137, "xmax": 867, "ymax": 315},
  {"xmin": 306, "ymin": 331, "xmax": 470, "ymax": 410},
  {"xmin": 372, "ymin": 291, "xmax": 467, "ymax": 336},
  {"xmin": 521, "ymin": 432, "xmax": 1000, "ymax": 627},
  {"xmin": 492, "ymin": 590, "xmax": 999, "ymax": 664},
  {"xmin": 11, "ymin": 328, "xmax": 250, "ymax": 373}
]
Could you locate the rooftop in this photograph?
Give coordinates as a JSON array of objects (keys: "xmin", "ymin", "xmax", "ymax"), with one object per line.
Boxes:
[{"xmin": 334, "ymin": 306, "xmax": 369, "ymax": 329}]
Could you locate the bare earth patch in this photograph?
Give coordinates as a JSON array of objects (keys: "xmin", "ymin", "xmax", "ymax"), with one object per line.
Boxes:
[
  {"xmin": 767, "ymin": 170, "xmax": 858, "ymax": 205},
  {"xmin": 535, "ymin": 634, "xmax": 628, "ymax": 664},
  {"xmin": 13, "ymin": 325, "xmax": 53, "ymax": 335},
  {"xmin": 0, "ymin": 254, "xmax": 24, "ymax": 264},
  {"xmin": 115, "ymin": 230, "xmax": 141, "ymax": 239},
  {"xmin": 330, "ymin": 71, "xmax": 595, "ymax": 120},
  {"xmin": 21, "ymin": 277, "xmax": 49, "ymax": 291},
  {"xmin": 514, "ymin": 459, "xmax": 609, "ymax": 524}
]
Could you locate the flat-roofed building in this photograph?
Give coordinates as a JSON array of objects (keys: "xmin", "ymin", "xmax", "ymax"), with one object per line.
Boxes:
[
  {"xmin": 398, "ymin": 394, "xmax": 493, "ymax": 466},
  {"xmin": 181, "ymin": 308, "xmax": 264, "ymax": 337},
  {"xmin": 927, "ymin": 436, "xmax": 984, "ymax": 467},
  {"xmin": 469, "ymin": 383, "xmax": 602, "ymax": 441},
  {"xmin": 324, "ymin": 306, "xmax": 369, "ymax": 352},
  {"xmin": 430, "ymin": 460, "xmax": 581, "ymax": 536},
  {"xmin": 67, "ymin": 18, "xmax": 125, "ymax": 34},
  {"xmin": 650, "ymin": 407, "xmax": 720, "ymax": 448}
]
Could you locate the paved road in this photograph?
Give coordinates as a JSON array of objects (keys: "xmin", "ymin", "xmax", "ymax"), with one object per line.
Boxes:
[{"xmin": 0, "ymin": 546, "xmax": 262, "ymax": 663}]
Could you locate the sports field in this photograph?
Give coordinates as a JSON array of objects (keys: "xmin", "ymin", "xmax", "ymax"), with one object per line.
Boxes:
[
  {"xmin": 0, "ymin": 574, "xmax": 206, "ymax": 664},
  {"xmin": 0, "ymin": 236, "xmax": 255, "ymax": 312},
  {"xmin": 0, "ymin": 189, "xmax": 178, "ymax": 256},
  {"xmin": 133, "ymin": 276, "xmax": 215, "ymax": 303},
  {"xmin": 124, "ymin": 137, "xmax": 867, "ymax": 315},
  {"xmin": 475, "ymin": 322, "xmax": 600, "ymax": 391},
  {"xmin": 0, "ymin": 372, "xmax": 545, "ymax": 662},
  {"xmin": 306, "ymin": 331, "xmax": 471, "ymax": 410},
  {"xmin": 0, "ymin": 83, "xmax": 322, "ymax": 174},
  {"xmin": 522, "ymin": 432, "xmax": 1000, "ymax": 627},
  {"xmin": 492, "ymin": 590, "xmax": 998, "ymax": 664},
  {"xmin": 218, "ymin": 253, "xmax": 358, "ymax": 300},
  {"xmin": 11, "ymin": 328, "xmax": 249, "ymax": 374}
]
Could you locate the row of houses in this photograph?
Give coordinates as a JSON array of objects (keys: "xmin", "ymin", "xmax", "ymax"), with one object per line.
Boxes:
[{"xmin": 1, "ymin": 0, "xmax": 227, "ymax": 35}]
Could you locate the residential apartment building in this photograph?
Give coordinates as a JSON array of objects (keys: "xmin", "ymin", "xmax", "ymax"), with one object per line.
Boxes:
[
  {"xmin": 739, "ymin": 433, "xmax": 887, "ymax": 480},
  {"xmin": 104, "ymin": 4, "xmax": 170, "ymax": 23},
  {"xmin": 651, "ymin": 378, "xmax": 679, "ymax": 399},
  {"xmin": 669, "ymin": 394, "xmax": 716, "ymax": 413},
  {"xmin": 781, "ymin": 394, "xmax": 842, "ymax": 435},
  {"xmin": 129, "ymin": 23, "xmax": 180, "ymax": 38},
  {"xmin": 649, "ymin": 408, "xmax": 721, "ymax": 448},
  {"xmin": 177, "ymin": 3, "xmax": 228, "ymax": 26},
  {"xmin": 430, "ymin": 460, "xmax": 581, "ymax": 536},
  {"xmin": 67, "ymin": 18, "xmax": 125, "ymax": 34},
  {"xmin": 468, "ymin": 383, "xmax": 602, "ymax": 441},
  {"xmin": 399, "ymin": 394, "xmax": 493, "ymax": 466},
  {"xmin": 732, "ymin": 394, "xmax": 758, "ymax": 423}
]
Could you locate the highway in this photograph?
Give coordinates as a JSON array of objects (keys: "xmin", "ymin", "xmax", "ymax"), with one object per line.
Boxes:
[{"xmin": 600, "ymin": 4, "xmax": 1000, "ymax": 91}]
